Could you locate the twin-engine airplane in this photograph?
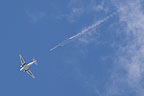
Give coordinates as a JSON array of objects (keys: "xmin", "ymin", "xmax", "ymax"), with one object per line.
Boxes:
[{"xmin": 19, "ymin": 54, "xmax": 37, "ymax": 78}]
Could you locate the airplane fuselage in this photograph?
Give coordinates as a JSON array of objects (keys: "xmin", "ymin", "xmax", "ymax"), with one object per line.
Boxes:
[
  {"xmin": 23, "ymin": 65, "xmax": 29, "ymax": 69},
  {"xmin": 20, "ymin": 64, "xmax": 29, "ymax": 71}
]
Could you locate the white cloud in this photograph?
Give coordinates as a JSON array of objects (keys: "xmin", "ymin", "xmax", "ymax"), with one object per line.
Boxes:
[
  {"xmin": 57, "ymin": 0, "xmax": 110, "ymax": 23},
  {"xmin": 67, "ymin": 7, "xmax": 84, "ymax": 23},
  {"xmin": 105, "ymin": 0, "xmax": 144, "ymax": 95}
]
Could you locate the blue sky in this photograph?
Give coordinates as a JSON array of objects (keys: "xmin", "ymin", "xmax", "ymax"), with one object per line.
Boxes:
[{"xmin": 1, "ymin": 0, "xmax": 144, "ymax": 96}]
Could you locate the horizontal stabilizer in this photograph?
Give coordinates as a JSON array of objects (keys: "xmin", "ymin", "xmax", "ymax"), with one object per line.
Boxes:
[{"xmin": 33, "ymin": 58, "xmax": 38, "ymax": 65}]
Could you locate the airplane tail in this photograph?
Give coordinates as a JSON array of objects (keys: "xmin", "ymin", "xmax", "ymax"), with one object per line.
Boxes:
[{"xmin": 33, "ymin": 58, "xmax": 38, "ymax": 65}]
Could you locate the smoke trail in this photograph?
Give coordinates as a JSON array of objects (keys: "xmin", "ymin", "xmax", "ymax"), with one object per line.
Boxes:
[
  {"xmin": 49, "ymin": 39, "xmax": 69, "ymax": 51},
  {"xmin": 69, "ymin": 12, "xmax": 117, "ymax": 40},
  {"xmin": 49, "ymin": 11, "xmax": 118, "ymax": 51}
]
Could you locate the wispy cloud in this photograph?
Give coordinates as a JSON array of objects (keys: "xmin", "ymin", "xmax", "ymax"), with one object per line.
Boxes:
[
  {"xmin": 105, "ymin": 0, "xmax": 144, "ymax": 95},
  {"xmin": 26, "ymin": 10, "xmax": 46, "ymax": 23},
  {"xmin": 57, "ymin": 0, "xmax": 110, "ymax": 23}
]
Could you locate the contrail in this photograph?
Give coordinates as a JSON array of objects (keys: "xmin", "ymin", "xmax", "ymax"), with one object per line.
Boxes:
[
  {"xmin": 50, "ymin": 11, "xmax": 118, "ymax": 51},
  {"xmin": 49, "ymin": 39, "xmax": 69, "ymax": 51}
]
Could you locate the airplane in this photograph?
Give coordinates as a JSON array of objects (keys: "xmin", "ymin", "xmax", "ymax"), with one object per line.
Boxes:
[{"xmin": 19, "ymin": 54, "xmax": 38, "ymax": 78}]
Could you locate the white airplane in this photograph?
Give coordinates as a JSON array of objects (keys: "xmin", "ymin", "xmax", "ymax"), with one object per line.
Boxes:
[{"xmin": 19, "ymin": 54, "xmax": 37, "ymax": 78}]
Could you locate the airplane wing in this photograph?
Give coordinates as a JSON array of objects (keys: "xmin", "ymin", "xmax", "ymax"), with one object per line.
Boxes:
[
  {"xmin": 19, "ymin": 54, "xmax": 26, "ymax": 65},
  {"xmin": 26, "ymin": 69, "xmax": 35, "ymax": 78}
]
